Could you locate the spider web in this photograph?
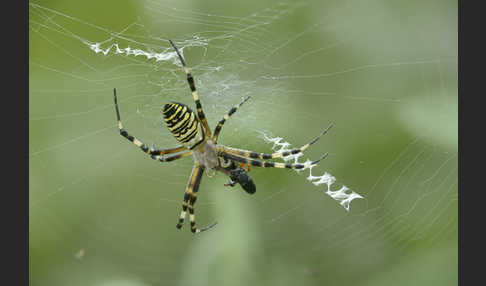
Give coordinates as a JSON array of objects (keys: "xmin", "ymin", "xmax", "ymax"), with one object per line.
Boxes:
[{"xmin": 29, "ymin": 1, "xmax": 457, "ymax": 286}]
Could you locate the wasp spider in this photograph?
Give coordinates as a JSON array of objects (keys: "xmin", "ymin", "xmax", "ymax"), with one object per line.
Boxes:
[{"xmin": 113, "ymin": 40, "xmax": 333, "ymax": 234}]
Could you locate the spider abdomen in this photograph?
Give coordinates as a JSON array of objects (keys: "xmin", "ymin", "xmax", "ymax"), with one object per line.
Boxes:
[{"xmin": 163, "ymin": 102, "xmax": 204, "ymax": 149}]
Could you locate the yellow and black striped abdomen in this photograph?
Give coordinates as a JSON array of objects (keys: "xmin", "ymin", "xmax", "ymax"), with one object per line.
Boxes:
[{"xmin": 163, "ymin": 102, "xmax": 204, "ymax": 148}]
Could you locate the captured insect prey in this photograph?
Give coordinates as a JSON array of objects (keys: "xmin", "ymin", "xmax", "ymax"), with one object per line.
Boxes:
[
  {"xmin": 221, "ymin": 160, "xmax": 256, "ymax": 194},
  {"xmin": 113, "ymin": 39, "xmax": 333, "ymax": 234}
]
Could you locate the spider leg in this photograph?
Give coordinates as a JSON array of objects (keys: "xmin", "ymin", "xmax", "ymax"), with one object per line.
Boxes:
[
  {"xmin": 188, "ymin": 187, "xmax": 218, "ymax": 234},
  {"xmin": 216, "ymin": 123, "xmax": 333, "ymax": 160},
  {"xmin": 220, "ymin": 152, "xmax": 328, "ymax": 170},
  {"xmin": 176, "ymin": 164, "xmax": 217, "ymax": 233},
  {"xmin": 212, "ymin": 96, "xmax": 251, "ymax": 143},
  {"xmin": 114, "ymin": 88, "xmax": 186, "ymax": 156},
  {"xmin": 151, "ymin": 150, "xmax": 193, "ymax": 162},
  {"xmin": 169, "ymin": 40, "xmax": 212, "ymax": 139}
]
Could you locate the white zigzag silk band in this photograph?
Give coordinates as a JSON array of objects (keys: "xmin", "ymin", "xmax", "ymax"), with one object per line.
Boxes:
[{"xmin": 260, "ymin": 132, "xmax": 363, "ymax": 211}]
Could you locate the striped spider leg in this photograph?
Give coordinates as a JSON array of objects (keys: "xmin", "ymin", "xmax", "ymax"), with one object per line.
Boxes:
[
  {"xmin": 215, "ymin": 149, "xmax": 328, "ymax": 195},
  {"xmin": 212, "ymin": 95, "xmax": 252, "ymax": 143},
  {"xmin": 211, "ymin": 94, "xmax": 332, "ymax": 188},
  {"xmin": 176, "ymin": 164, "xmax": 218, "ymax": 233},
  {"xmin": 169, "ymin": 40, "xmax": 219, "ymax": 232},
  {"xmin": 216, "ymin": 123, "xmax": 333, "ymax": 161},
  {"xmin": 210, "ymin": 89, "xmax": 332, "ymax": 161},
  {"xmin": 114, "ymin": 88, "xmax": 191, "ymax": 161},
  {"xmin": 169, "ymin": 39, "xmax": 212, "ymax": 139},
  {"xmin": 115, "ymin": 88, "xmax": 214, "ymax": 233},
  {"xmin": 219, "ymin": 151, "xmax": 329, "ymax": 170}
]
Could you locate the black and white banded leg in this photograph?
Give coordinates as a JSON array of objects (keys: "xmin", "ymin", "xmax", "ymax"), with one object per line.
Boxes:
[
  {"xmin": 216, "ymin": 123, "xmax": 333, "ymax": 160},
  {"xmin": 212, "ymin": 96, "xmax": 251, "ymax": 143},
  {"xmin": 114, "ymin": 88, "xmax": 187, "ymax": 158},
  {"xmin": 169, "ymin": 40, "xmax": 212, "ymax": 139},
  {"xmin": 220, "ymin": 152, "xmax": 328, "ymax": 170},
  {"xmin": 176, "ymin": 164, "xmax": 217, "ymax": 233},
  {"xmin": 151, "ymin": 151, "xmax": 193, "ymax": 162}
]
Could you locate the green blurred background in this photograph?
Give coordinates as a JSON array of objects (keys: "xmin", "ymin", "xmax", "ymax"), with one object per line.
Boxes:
[{"xmin": 29, "ymin": 0, "xmax": 457, "ymax": 285}]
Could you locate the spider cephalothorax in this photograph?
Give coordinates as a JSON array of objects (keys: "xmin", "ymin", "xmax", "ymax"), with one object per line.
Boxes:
[{"xmin": 114, "ymin": 39, "xmax": 333, "ymax": 234}]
